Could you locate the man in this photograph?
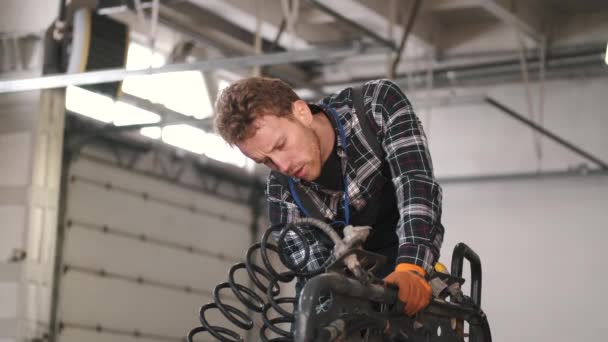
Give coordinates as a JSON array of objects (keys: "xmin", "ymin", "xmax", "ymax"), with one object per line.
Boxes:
[{"xmin": 215, "ymin": 77, "xmax": 444, "ymax": 317}]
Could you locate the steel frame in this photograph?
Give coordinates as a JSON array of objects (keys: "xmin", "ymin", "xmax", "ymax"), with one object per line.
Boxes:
[{"xmin": 0, "ymin": 45, "xmax": 364, "ymax": 93}]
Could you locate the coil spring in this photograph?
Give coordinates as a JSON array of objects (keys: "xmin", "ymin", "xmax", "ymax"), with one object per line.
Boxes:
[{"xmin": 187, "ymin": 218, "xmax": 336, "ymax": 342}]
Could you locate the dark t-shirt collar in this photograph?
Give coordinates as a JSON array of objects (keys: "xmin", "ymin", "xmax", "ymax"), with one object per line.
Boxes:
[{"xmin": 308, "ymin": 104, "xmax": 343, "ymax": 191}]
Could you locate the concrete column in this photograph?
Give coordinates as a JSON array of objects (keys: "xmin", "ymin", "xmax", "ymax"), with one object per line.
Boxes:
[
  {"xmin": 1, "ymin": 2, "xmax": 63, "ymax": 341},
  {"xmin": 0, "ymin": 88, "xmax": 66, "ymax": 342}
]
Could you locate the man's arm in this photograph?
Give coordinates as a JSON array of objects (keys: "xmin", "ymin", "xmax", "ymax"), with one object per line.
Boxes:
[
  {"xmin": 370, "ymin": 79, "xmax": 444, "ymax": 274},
  {"xmin": 266, "ymin": 172, "xmax": 331, "ymax": 272}
]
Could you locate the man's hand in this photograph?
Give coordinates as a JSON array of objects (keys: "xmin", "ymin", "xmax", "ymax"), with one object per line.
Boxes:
[{"xmin": 384, "ymin": 263, "xmax": 432, "ymax": 316}]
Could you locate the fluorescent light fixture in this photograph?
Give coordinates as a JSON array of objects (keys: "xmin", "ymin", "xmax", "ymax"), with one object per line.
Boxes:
[
  {"xmin": 122, "ymin": 72, "xmax": 212, "ymax": 119},
  {"xmin": 113, "ymin": 101, "xmax": 161, "ymax": 126},
  {"xmin": 161, "ymin": 71, "xmax": 213, "ymax": 119},
  {"xmin": 202, "ymin": 133, "xmax": 248, "ymax": 168},
  {"xmin": 125, "ymin": 42, "xmax": 165, "ymax": 70},
  {"xmin": 65, "ymin": 86, "xmax": 114, "ymax": 123},
  {"xmin": 66, "ymin": 86, "xmax": 161, "ymax": 127},
  {"xmin": 66, "ymin": 42, "xmax": 251, "ymax": 170},
  {"xmin": 140, "ymin": 126, "xmax": 162, "ymax": 139},
  {"xmin": 160, "ymin": 125, "xmax": 250, "ymax": 168},
  {"xmin": 162, "ymin": 124, "xmax": 207, "ymax": 154},
  {"xmin": 122, "ymin": 42, "xmax": 168, "ymax": 102},
  {"xmin": 121, "ymin": 42, "xmax": 213, "ymax": 119},
  {"xmin": 605, "ymin": 42, "xmax": 608, "ymax": 65}
]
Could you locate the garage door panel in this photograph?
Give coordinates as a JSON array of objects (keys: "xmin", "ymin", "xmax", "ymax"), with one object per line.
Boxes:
[
  {"xmin": 66, "ymin": 183, "xmax": 250, "ymax": 259},
  {"xmin": 71, "ymin": 159, "xmax": 251, "ymax": 223},
  {"xmin": 58, "ymin": 157, "xmax": 256, "ymax": 342},
  {"xmin": 63, "ymin": 226, "xmax": 236, "ymax": 291},
  {"xmin": 59, "ymin": 270, "xmax": 244, "ymax": 338}
]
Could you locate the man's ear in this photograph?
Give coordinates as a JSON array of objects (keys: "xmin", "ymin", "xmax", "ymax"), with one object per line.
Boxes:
[{"xmin": 292, "ymin": 100, "xmax": 312, "ymax": 126}]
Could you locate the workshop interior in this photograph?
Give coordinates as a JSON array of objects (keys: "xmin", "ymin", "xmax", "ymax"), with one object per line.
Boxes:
[{"xmin": 1, "ymin": 0, "xmax": 607, "ymax": 341}]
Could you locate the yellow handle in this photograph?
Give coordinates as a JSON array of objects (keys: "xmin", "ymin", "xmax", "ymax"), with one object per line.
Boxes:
[{"xmin": 434, "ymin": 261, "xmax": 448, "ymax": 274}]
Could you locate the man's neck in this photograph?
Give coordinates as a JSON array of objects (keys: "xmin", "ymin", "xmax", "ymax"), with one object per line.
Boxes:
[{"xmin": 311, "ymin": 111, "xmax": 336, "ymax": 165}]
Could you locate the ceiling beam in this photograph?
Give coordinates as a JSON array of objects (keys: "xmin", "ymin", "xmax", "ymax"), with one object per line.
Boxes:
[
  {"xmin": 162, "ymin": 1, "xmax": 319, "ymax": 86},
  {"xmin": 161, "ymin": 1, "xmax": 286, "ymax": 55},
  {"xmin": 307, "ymin": 0, "xmax": 397, "ymax": 51},
  {"xmin": 428, "ymin": 0, "xmax": 545, "ymax": 45},
  {"xmin": 186, "ymin": 0, "xmax": 310, "ymax": 49},
  {"xmin": 480, "ymin": 0, "xmax": 545, "ymax": 45},
  {"xmin": 333, "ymin": 0, "xmax": 438, "ymax": 52},
  {"xmin": 427, "ymin": 0, "xmax": 480, "ymax": 11}
]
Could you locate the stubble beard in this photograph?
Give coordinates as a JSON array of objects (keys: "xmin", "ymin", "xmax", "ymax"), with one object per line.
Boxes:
[{"xmin": 306, "ymin": 127, "xmax": 324, "ymax": 181}]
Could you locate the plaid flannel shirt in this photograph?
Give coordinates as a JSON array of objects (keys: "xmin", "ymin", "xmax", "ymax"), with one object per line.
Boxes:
[{"xmin": 266, "ymin": 79, "xmax": 444, "ymax": 274}]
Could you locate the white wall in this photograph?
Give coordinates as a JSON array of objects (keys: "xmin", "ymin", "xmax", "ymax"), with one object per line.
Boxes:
[
  {"xmin": 411, "ymin": 76, "xmax": 608, "ymax": 341},
  {"xmin": 440, "ymin": 175, "xmax": 608, "ymax": 341},
  {"xmin": 416, "ymin": 77, "xmax": 608, "ymax": 176}
]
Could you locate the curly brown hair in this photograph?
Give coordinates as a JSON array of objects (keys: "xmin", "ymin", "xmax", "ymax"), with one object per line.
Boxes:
[{"xmin": 214, "ymin": 77, "xmax": 300, "ymax": 145}]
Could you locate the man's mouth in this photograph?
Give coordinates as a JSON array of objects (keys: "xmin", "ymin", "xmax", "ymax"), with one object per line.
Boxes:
[{"xmin": 294, "ymin": 165, "xmax": 305, "ymax": 178}]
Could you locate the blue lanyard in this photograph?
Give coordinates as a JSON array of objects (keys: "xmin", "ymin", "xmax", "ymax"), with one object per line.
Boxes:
[{"xmin": 287, "ymin": 105, "xmax": 351, "ymax": 226}]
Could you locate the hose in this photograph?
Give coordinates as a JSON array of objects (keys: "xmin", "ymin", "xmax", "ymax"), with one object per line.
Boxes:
[{"xmin": 187, "ymin": 218, "xmax": 334, "ymax": 342}]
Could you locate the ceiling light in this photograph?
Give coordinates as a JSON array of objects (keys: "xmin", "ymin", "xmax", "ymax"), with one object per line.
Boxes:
[
  {"xmin": 65, "ymin": 86, "xmax": 114, "ymax": 123},
  {"xmin": 162, "ymin": 124, "xmax": 207, "ymax": 154},
  {"xmin": 202, "ymin": 133, "xmax": 248, "ymax": 168},
  {"xmin": 140, "ymin": 126, "xmax": 162, "ymax": 139},
  {"xmin": 113, "ymin": 101, "xmax": 161, "ymax": 126}
]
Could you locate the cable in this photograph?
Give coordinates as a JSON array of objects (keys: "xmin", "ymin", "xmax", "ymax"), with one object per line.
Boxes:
[
  {"xmin": 516, "ymin": 30, "xmax": 542, "ymax": 171},
  {"xmin": 280, "ymin": 0, "xmax": 300, "ymax": 49}
]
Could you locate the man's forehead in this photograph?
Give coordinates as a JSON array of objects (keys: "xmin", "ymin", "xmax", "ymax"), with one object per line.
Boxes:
[
  {"xmin": 250, "ymin": 115, "xmax": 286, "ymax": 138},
  {"xmin": 238, "ymin": 117, "xmax": 280, "ymax": 153}
]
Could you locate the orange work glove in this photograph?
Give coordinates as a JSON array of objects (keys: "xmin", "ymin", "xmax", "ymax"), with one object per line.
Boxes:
[{"xmin": 384, "ymin": 263, "xmax": 432, "ymax": 316}]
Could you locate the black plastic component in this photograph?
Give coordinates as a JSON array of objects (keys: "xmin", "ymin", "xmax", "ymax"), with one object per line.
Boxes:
[
  {"xmin": 188, "ymin": 220, "xmax": 492, "ymax": 342},
  {"xmin": 451, "ymin": 243, "xmax": 482, "ymax": 306}
]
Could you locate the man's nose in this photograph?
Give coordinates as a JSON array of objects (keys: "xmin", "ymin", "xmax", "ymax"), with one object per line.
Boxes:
[{"xmin": 273, "ymin": 155, "xmax": 291, "ymax": 174}]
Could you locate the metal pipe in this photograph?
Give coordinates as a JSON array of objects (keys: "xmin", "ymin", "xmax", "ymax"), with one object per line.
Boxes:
[
  {"xmin": 389, "ymin": 0, "xmax": 423, "ymax": 79},
  {"xmin": 515, "ymin": 29, "xmax": 542, "ymax": 170},
  {"xmin": 133, "ymin": 0, "xmax": 147, "ymax": 31},
  {"xmin": 319, "ymin": 44, "xmax": 606, "ymax": 90},
  {"xmin": 270, "ymin": 18, "xmax": 287, "ymax": 52},
  {"xmin": 438, "ymin": 168, "xmax": 608, "ymax": 184},
  {"xmin": 0, "ymin": 45, "xmax": 362, "ymax": 93},
  {"xmin": 484, "ymin": 97, "xmax": 608, "ymax": 170},
  {"xmin": 150, "ymin": 0, "xmax": 160, "ymax": 49},
  {"xmin": 307, "ymin": 0, "xmax": 397, "ymax": 51},
  {"xmin": 252, "ymin": 0, "xmax": 264, "ymax": 76}
]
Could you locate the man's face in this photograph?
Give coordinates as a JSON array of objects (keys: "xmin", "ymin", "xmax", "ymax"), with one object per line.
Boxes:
[{"xmin": 236, "ymin": 112, "xmax": 323, "ymax": 181}]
